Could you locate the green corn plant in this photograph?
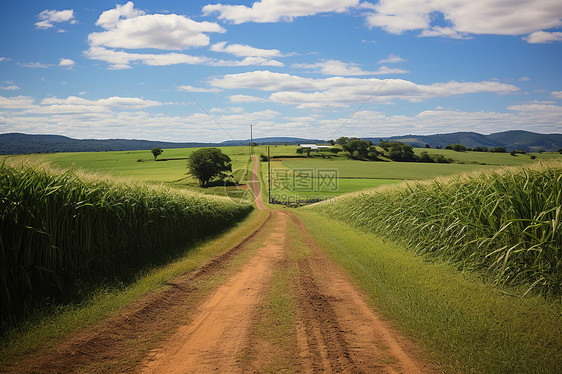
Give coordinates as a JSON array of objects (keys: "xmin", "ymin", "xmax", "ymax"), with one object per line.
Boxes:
[{"xmin": 310, "ymin": 162, "xmax": 562, "ymax": 296}]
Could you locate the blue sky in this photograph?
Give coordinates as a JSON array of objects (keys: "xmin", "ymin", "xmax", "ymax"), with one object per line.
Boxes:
[{"xmin": 1, "ymin": 0, "xmax": 561, "ymax": 142}]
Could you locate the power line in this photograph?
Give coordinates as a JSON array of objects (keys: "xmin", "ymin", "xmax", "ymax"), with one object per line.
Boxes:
[
  {"xmin": 148, "ymin": 55, "xmax": 235, "ymax": 140},
  {"xmin": 328, "ymin": 61, "xmax": 407, "ymax": 140}
]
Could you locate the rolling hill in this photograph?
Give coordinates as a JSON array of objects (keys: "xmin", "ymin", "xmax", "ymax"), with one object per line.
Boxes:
[{"xmin": 1, "ymin": 131, "xmax": 561, "ymax": 155}]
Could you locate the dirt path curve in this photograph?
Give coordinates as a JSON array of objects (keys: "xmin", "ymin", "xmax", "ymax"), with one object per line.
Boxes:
[{"xmin": 141, "ymin": 157, "xmax": 437, "ymax": 374}]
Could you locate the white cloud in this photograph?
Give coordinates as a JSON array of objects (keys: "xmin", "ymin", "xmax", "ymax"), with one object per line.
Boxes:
[
  {"xmin": 1, "ymin": 85, "xmax": 20, "ymax": 91},
  {"xmin": 229, "ymin": 95, "xmax": 267, "ymax": 103},
  {"xmin": 59, "ymin": 58, "xmax": 75, "ymax": 68},
  {"xmin": 18, "ymin": 62, "xmax": 52, "ymax": 69},
  {"xmin": 89, "ymin": 9, "xmax": 225, "ymax": 50},
  {"xmin": 0, "ymin": 95, "xmax": 35, "ymax": 109},
  {"xmin": 39, "ymin": 96, "xmax": 162, "ymax": 109},
  {"xmin": 85, "ymin": 3, "xmax": 291, "ymax": 69},
  {"xmin": 85, "ymin": 45, "xmax": 283, "ymax": 69},
  {"xmin": 519, "ymin": 76, "xmax": 531, "ymax": 82},
  {"xmin": 2, "ymin": 95, "xmax": 561, "ymax": 141},
  {"xmin": 211, "ymin": 56, "xmax": 284, "ymax": 67},
  {"xmin": 210, "ymin": 41, "xmax": 284, "ymax": 57},
  {"xmin": 293, "ymin": 59, "xmax": 408, "ymax": 76},
  {"xmin": 35, "ymin": 9, "xmax": 76, "ymax": 29},
  {"xmin": 84, "ymin": 46, "xmax": 210, "ymax": 70},
  {"xmin": 211, "ymin": 70, "xmax": 519, "ymax": 108},
  {"xmin": 552, "ymin": 91, "xmax": 562, "ymax": 99},
  {"xmin": 378, "ymin": 54, "xmax": 404, "ymax": 64},
  {"xmin": 523, "ymin": 31, "xmax": 562, "ymax": 43},
  {"xmin": 95, "ymin": 1, "xmax": 145, "ymax": 29},
  {"xmin": 418, "ymin": 26, "xmax": 471, "ymax": 40},
  {"xmin": 210, "ymin": 107, "xmax": 245, "ymax": 113},
  {"xmin": 0, "ymin": 57, "xmax": 8, "ymax": 62},
  {"xmin": 202, "ymin": 0, "xmax": 359, "ymax": 24},
  {"xmin": 363, "ymin": 0, "xmax": 562, "ymax": 42},
  {"xmin": 177, "ymin": 85, "xmax": 222, "ymax": 93}
]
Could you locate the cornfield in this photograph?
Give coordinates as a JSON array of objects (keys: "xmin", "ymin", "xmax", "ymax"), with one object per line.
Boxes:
[
  {"xmin": 0, "ymin": 161, "xmax": 253, "ymax": 315},
  {"xmin": 310, "ymin": 162, "xmax": 562, "ymax": 296}
]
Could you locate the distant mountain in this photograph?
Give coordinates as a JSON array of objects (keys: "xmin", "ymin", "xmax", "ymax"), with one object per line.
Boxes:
[
  {"xmin": 0, "ymin": 133, "xmax": 324, "ymax": 155},
  {"xmin": 366, "ymin": 130, "xmax": 562, "ymax": 152},
  {"xmin": 220, "ymin": 137, "xmax": 325, "ymax": 146},
  {"xmin": 1, "ymin": 130, "xmax": 560, "ymax": 155}
]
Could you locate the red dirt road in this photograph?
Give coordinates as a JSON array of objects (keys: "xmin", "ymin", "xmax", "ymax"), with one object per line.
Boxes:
[
  {"xmin": 141, "ymin": 158, "xmax": 436, "ymax": 374},
  {"xmin": 4, "ymin": 158, "xmax": 437, "ymax": 373}
]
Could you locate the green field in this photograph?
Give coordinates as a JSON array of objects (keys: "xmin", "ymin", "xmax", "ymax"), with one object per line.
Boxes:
[
  {"xmin": 4, "ymin": 145, "xmax": 561, "ymax": 204},
  {"xmin": 251, "ymin": 145, "xmax": 562, "ymax": 204},
  {"xmin": 3, "ymin": 147, "xmax": 254, "ymax": 199}
]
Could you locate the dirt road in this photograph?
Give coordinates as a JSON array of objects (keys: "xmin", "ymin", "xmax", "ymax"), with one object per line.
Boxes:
[
  {"xmin": 141, "ymin": 156, "xmax": 435, "ymax": 373},
  {"xmin": 6, "ymin": 158, "xmax": 437, "ymax": 373}
]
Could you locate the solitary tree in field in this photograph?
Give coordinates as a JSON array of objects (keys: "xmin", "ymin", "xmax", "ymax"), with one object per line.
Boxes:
[
  {"xmin": 187, "ymin": 148, "xmax": 232, "ymax": 187},
  {"xmin": 151, "ymin": 147, "xmax": 163, "ymax": 160}
]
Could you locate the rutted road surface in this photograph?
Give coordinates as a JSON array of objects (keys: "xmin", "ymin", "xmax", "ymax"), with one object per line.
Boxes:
[
  {"xmin": 6, "ymin": 157, "xmax": 437, "ymax": 373},
  {"xmin": 142, "ymin": 157, "xmax": 435, "ymax": 374}
]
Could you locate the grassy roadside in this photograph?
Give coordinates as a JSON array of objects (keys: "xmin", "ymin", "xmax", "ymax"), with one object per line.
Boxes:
[
  {"xmin": 0, "ymin": 209, "xmax": 270, "ymax": 367},
  {"xmin": 295, "ymin": 211, "xmax": 562, "ymax": 374}
]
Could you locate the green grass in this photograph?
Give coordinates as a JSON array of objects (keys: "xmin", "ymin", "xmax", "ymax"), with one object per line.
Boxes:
[
  {"xmin": 296, "ymin": 211, "xmax": 562, "ymax": 374},
  {"xmin": 0, "ymin": 160, "xmax": 253, "ymax": 319},
  {"xmin": 4, "ymin": 146, "xmax": 253, "ymax": 194},
  {"xmin": 414, "ymin": 148, "xmax": 561, "ymax": 165},
  {"xmin": 309, "ymin": 161, "xmax": 562, "ymax": 296}
]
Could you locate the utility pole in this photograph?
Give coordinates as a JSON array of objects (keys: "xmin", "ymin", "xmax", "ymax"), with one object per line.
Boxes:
[
  {"xmin": 249, "ymin": 124, "xmax": 253, "ymax": 155},
  {"xmin": 268, "ymin": 146, "xmax": 272, "ymax": 204}
]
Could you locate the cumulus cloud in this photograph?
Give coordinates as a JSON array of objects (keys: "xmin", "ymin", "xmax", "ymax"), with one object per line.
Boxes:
[
  {"xmin": 35, "ymin": 9, "xmax": 76, "ymax": 29},
  {"xmin": 59, "ymin": 58, "xmax": 75, "ymax": 68},
  {"xmin": 177, "ymin": 85, "xmax": 222, "ymax": 93},
  {"xmin": 86, "ymin": 3, "xmax": 277, "ymax": 69},
  {"xmin": 1, "ymin": 81, "xmax": 20, "ymax": 91},
  {"xmin": 211, "ymin": 70, "xmax": 519, "ymax": 108},
  {"xmin": 0, "ymin": 95, "xmax": 35, "ymax": 109},
  {"xmin": 293, "ymin": 59, "xmax": 408, "ymax": 76},
  {"xmin": 523, "ymin": 31, "xmax": 562, "ymax": 43},
  {"xmin": 2, "ymin": 94, "xmax": 561, "ymax": 141},
  {"xmin": 95, "ymin": 1, "xmax": 145, "ymax": 29},
  {"xmin": 229, "ymin": 95, "xmax": 267, "ymax": 103},
  {"xmin": 202, "ymin": 0, "xmax": 359, "ymax": 24},
  {"xmin": 84, "ymin": 46, "xmax": 210, "ymax": 70},
  {"xmin": 362, "ymin": 0, "xmax": 562, "ymax": 42},
  {"xmin": 89, "ymin": 13, "xmax": 225, "ymax": 50},
  {"xmin": 210, "ymin": 41, "xmax": 285, "ymax": 57},
  {"xmin": 378, "ymin": 54, "xmax": 405, "ymax": 64}
]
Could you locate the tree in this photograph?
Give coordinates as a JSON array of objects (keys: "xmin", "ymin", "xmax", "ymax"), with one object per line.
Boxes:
[
  {"xmin": 151, "ymin": 147, "xmax": 163, "ymax": 160},
  {"xmin": 386, "ymin": 143, "xmax": 415, "ymax": 161},
  {"xmin": 336, "ymin": 137, "xmax": 349, "ymax": 146},
  {"xmin": 187, "ymin": 148, "xmax": 232, "ymax": 187},
  {"xmin": 343, "ymin": 139, "xmax": 370, "ymax": 159},
  {"xmin": 445, "ymin": 143, "xmax": 467, "ymax": 152}
]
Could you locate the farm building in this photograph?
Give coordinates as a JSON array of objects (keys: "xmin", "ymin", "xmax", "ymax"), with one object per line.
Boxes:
[{"xmin": 298, "ymin": 144, "xmax": 332, "ymax": 150}]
